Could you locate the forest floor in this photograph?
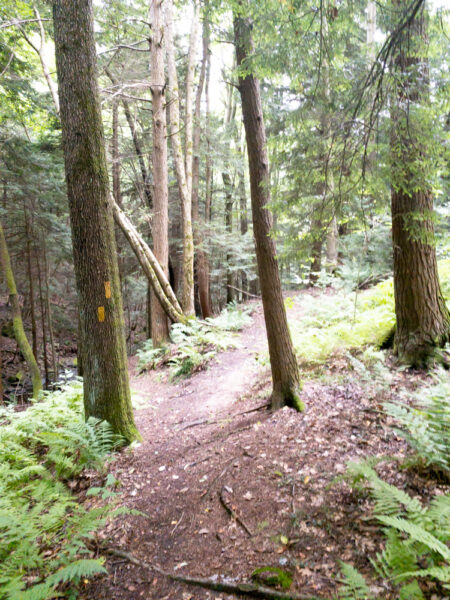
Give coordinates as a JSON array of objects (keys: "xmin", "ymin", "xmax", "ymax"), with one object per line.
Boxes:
[{"xmin": 82, "ymin": 291, "xmax": 445, "ymax": 600}]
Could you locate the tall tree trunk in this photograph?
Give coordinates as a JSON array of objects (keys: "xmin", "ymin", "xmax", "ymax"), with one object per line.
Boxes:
[
  {"xmin": 53, "ymin": 0, "xmax": 138, "ymax": 441},
  {"xmin": 43, "ymin": 240, "xmax": 58, "ymax": 382},
  {"xmin": 325, "ymin": 214, "xmax": 338, "ymax": 272},
  {"xmin": 308, "ymin": 212, "xmax": 323, "ymax": 285},
  {"xmin": 111, "ymin": 98, "xmax": 122, "ymax": 207},
  {"xmin": 0, "ymin": 219, "xmax": 42, "ymax": 398},
  {"xmin": 24, "ymin": 205, "xmax": 37, "ymax": 359},
  {"xmin": 198, "ymin": 19, "xmax": 213, "ymax": 317},
  {"xmin": 233, "ymin": 8, "xmax": 302, "ymax": 411},
  {"xmin": 36, "ymin": 252, "xmax": 49, "ymax": 388},
  {"xmin": 390, "ymin": 0, "xmax": 449, "ymax": 365},
  {"xmin": 165, "ymin": 0, "xmax": 195, "ymax": 315},
  {"xmin": 238, "ymin": 160, "xmax": 249, "ymax": 299},
  {"xmin": 184, "ymin": 0, "xmax": 199, "ymax": 200},
  {"xmin": 149, "ymin": 0, "xmax": 170, "ymax": 345},
  {"xmin": 192, "ymin": 7, "xmax": 212, "ymax": 318}
]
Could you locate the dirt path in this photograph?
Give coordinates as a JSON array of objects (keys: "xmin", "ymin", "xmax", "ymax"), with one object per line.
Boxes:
[{"xmin": 84, "ymin": 296, "xmax": 428, "ymax": 600}]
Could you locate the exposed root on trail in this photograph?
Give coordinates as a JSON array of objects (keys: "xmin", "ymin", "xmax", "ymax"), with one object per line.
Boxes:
[{"xmin": 105, "ymin": 547, "xmax": 323, "ymax": 600}]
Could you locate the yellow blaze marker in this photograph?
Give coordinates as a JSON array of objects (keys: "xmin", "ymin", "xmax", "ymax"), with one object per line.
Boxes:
[
  {"xmin": 98, "ymin": 306, "xmax": 105, "ymax": 322},
  {"xmin": 104, "ymin": 281, "xmax": 111, "ymax": 299}
]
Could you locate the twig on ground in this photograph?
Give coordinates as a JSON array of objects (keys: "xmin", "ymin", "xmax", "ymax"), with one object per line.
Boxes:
[
  {"xmin": 178, "ymin": 402, "xmax": 270, "ymax": 431},
  {"xmin": 219, "ymin": 487, "xmax": 253, "ymax": 536},
  {"xmin": 105, "ymin": 547, "xmax": 321, "ymax": 599},
  {"xmin": 200, "ymin": 456, "xmax": 237, "ymax": 498}
]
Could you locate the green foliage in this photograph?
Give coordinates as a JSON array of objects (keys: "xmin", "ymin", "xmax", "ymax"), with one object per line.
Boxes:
[
  {"xmin": 0, "ymin": 382, "xmax": 121, "ymax": 599},
  {"xmin": 137, "ymin": 303, "xmax": 252, "ymax": 378},
  {"xmin": 251, "ymin": 565, "xmax": 293, "ymax": 590},
  {"xmin": 339, "ymin": 462, "xmax": 450, "ymax": 598},
  {"xmin": 384, "ymin": 370, "xmax": 450, "ymax": 476},
  {"xmin": 290, "ymin": 258, "xmax": 450, "ymax": 365},
  {"xmin": 291, "ymin": 280, "xmax": 395, "ymax": 364},
  {"xmin": 335, "ymin": 562, "xmax": 374, "ymax": 600}
]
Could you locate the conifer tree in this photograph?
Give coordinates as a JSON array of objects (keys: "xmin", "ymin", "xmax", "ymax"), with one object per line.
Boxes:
[{"xmin": 52, "ymin": 0, "xmax": 139, "ymax": 441}]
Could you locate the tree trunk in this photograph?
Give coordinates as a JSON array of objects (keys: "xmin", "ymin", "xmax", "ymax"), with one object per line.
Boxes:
[
  {"xmin": 105, "ymin": 67, "xmax": 152, "ymax": 207},
  {"xmin": 198, "ymin": 19, "xmax": 213, "ymax": 318},
  {"xmin": 233, "ymin": 8, "xmax": 302, "ymax": 411},
  {"xmin": 222, "ymin": 171, "xmax": 235, "ymax": 304},
  {"xmin": 0, "ymin": 219, "xmax": 42, "ymax": 398},
  {"xmin": 149, "ymin": 0, "xmax": 170, "ymax": 345},
  {"xmin": 112, "ymin": 202, "xmax": 185, "ymax": 323},
  {"xmin": 43, "ymin": 240, "xmax": 58, "ymax": 382},
  {"xmin": 238, "ymin": 161, "xmax": 249, "ymax": 299},
  {"xmin": 308, "ymin": 212, "xmax": 323, "ymax": 286},
  {"xmin": 165, "ymin": 0, "xmax": 195, "ymax": 316},
  {"xmin": 390, "ymin": 0, "xmax": 449, "ymax": 365},
  {"xmin": 53, "ymin": 0, "xmax": 138, "ymax": 441},
  {"xmin": 325, "ymin": 214, "xmax": 338, "ymax": 273},
  {"xmin": 36, "ymin": 252, "xmax": 49, "ymax": 388},
  {"xmin": 24, "ymin": 205, "xmax": 38, "ymax": 359}
]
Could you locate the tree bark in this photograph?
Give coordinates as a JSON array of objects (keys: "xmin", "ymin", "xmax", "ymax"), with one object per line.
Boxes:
[
  {"xmin": 390, "ymin": 0, "xmax": 449, "ymax": 365},
  {"xmin": 36, "ymin": 251, "xmax": 49, "ymax": 388},
  {"xmin": 112, "ymin": 202, "xmax": 185, "ymax": 323},
  {"xmin": 0, "ymin": 219, "xmax": 42, "ymax": 398},
  {"xmin": 165, "ymin": 0, "xmax": 195, "ymax": 316},
  {"xmin": 53, "ymin": 0, "xmax": 138, "ymax": 441},
  {"xmin": 24, "ymin": 205, "xmax": 38, "ymax": 359},
  {"xmin": 149, "ymin": 0, "xmax": 170, "ymax": 345},
  {"xmin": 233, "ymin": 7, "xmax": 303, "ymax": 411},
  {"xmin": 191, "ymin": 7, "xmax": 211, "ymax": 318}
]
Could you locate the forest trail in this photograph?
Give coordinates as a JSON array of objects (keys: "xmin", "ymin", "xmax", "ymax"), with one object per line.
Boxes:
[{"xmin": 86, "ymin": 296, "xmax": 410, "ymax": 600}]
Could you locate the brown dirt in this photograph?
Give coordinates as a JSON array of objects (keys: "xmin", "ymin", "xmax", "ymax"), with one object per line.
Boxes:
[{"xmin": 82, "ymin": 294, "xmax": 447, "ymax": 600}]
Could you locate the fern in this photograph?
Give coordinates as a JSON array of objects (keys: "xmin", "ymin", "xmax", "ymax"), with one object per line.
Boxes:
[
  {"xmin": 136, "ymin": 303, "xmax": 252, "ymax": 378},
  {"xmin": 0, "ymin": 382, "xmax": 124, "ymax": 599},
  {"xmin": 335, "ymin": 562, "xmax": 374, "ymax": 600},
  {"xmin": 340, "ymin": 461, "xmax": 450, "ymax": 598},
  {"xmin": 384, "ymin": 370, "xmax": 450, "ymax": 475}
]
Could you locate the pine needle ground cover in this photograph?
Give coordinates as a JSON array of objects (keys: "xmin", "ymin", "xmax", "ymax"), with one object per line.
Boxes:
[{"xmin": 0, "ymin": 382, "xmax": 124, "ymax": 600}]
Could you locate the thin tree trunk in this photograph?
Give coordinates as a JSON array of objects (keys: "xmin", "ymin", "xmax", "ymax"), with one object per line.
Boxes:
[
  {"xmin": 233, "ymin": 7, "xmax": 302, "ymax": 411},
  {"xmin": 24, "ymin": 205, "xmax": 37, "ymax": 359},
  {"xmin": 325, "ymin": 214, "xmax": 338, "ymax": 273},
  {"xmin": 43, "ymin": 240, "xmax": 58, "ymax": 382},
  {"xmin": 191, "ymin": 7, "xmax": 209, "ymax": 316},
  {"xmin": 53, "ymin": 0, "xmax": 138, "ymax": 441},
  {"xmin": 222, "ymin": 171, "xmax": 235, "ymax": 304},
  {"xmin": 19, "ymin": 5, "xmax": 60, "ymax": 113},
  {"xmin": 184, "ymin": 0, "xmax": 199, "ymax": 200},
  {"xmin": 165, "ymin": 0, "xmax": 195, "ymax": 315},
  {"xmin": 149, "ymin": 0, "xmax": 170, "ymax": 345},
  {"xmin": 0, "ymin": 219, "xmax": 42, "ymax": 398},
  {"xmin": 238, "ymin": 161, "xmax": 249, "ymax": 299},
  {"xmin": 36, "ymin": 252, "xmax": 49, "ymax": 388},
  {"xmin": 111, "ymin": 98, "xmax": 122, "ymax": 207},
  {"xmin": 105, "ymin": 67, "xmax": 152, "ymax": 207},
  {"xmin": 308, "ymin": 212, "xmax": 323, "ymax": 285}
]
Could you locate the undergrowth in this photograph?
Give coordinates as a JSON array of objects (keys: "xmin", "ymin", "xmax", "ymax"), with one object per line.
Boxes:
[
  {"xmin": 137, "ymin": 302, "xmax": 253, "ymax": 378},
  {"xmin": 0, "ymin": 382, "xmax": 125, "ymax": 600},
  {"xmin": 292, "ymin": 258, "xmax": 449, "ymax": 365},
  {"xmin": 334, "ymin": 365, "xmax": 449, "ymax": 599}
]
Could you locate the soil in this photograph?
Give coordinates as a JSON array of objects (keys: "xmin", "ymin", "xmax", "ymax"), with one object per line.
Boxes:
[{"xmin": 82, "ymin": 293, "xmax": 448, "ymax": 600}]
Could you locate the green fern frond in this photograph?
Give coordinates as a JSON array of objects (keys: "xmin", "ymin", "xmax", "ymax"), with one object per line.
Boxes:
[
  {"xmin": 336, "ymin": 562, "xmax": 374, "ymax": 600},
  {"xmin": 45, "ymin": 558, "xmax": 107, "ymax": 585},
  {"xmin": 376, "ymin": 516, "xmax": 450, "ymax": 561}
]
